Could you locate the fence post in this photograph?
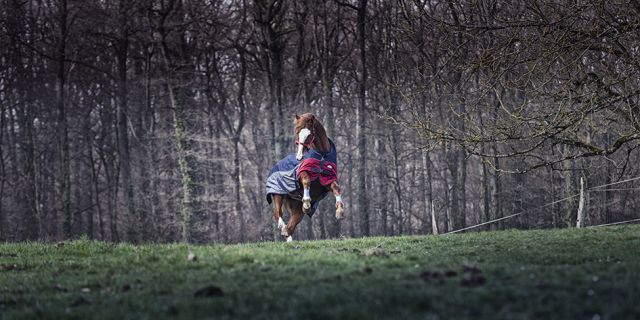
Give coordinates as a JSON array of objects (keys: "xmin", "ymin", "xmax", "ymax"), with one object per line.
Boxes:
[
  {"xmin": 576, "ymin": 177, "xmax": 585, "ymax": 228},
  {"xmin": 431, "ymin": 200, "xmax": 438, "ymax": 235}
]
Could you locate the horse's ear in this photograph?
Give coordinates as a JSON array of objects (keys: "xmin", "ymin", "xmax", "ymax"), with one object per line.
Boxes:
[{"xmin": 295, "ymin": 114, "xmax": 301, "ymax": 120}]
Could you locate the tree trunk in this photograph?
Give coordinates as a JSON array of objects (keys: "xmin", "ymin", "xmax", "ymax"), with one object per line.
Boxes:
[
  {"xmin": 144, "ymin": 69, "xmax": 161, "ymax": 242},
  {"xmin": 7, "ymin": 109, "xmax": 19, "ymax": 240},
  {"xmin": 169, "ymin": 88, "xmax": 194, "ymax": 243},
  {"xmin": 563, "ymin": 154, "xmax": 576, "ymax": 227},
  {"xmin": 376, "ymin": 123, "xmax": 388, "ymax": 236},
  {"xmin": 576, "ymin": 176, "xmax": 586, "ymax": 228},
  {"xmin": 116, "ymin": 0, "xmax": 136, "ymax": 242},
  {"xmin": 491, "ymin": 96, "xmax": 503, "ymax": 230},
  {"xmin": 233, "ymin": 138, "xmax": 243, "ymax": 241},
  {"xmin": 98, "ymin": 105, "xmax": 120, "ymax": 242},
  {"xmin": 233, "ymin": 48, "xmax": 247, "ymax": 242},
  {"xmin": 82, "ymin": 112, "xmax": 94, "ymax": 239},
  {"xmin": 447, "ymin": 145, "xmax": 460, "ymax": 231},
  {"xmin": 254, "ymin": 0, "xmax": 287, "ymax": 162},
  {"xmin": 202, "ymin": 50, "xmax": 224, "ymax": 242},
  {"xmin": 16, "ymin": 83, "xmax": 39, "ymax": 240},
  {"xmin": 357, "ymin": 0, "xmax": 369, "ymax": 237},
  {"xmin": 422, "ymin": 151, "xmax": 434, "ymax": 234},
  {"xmin": 459, "ymin": 147, "xmax": 467, "ymax": 229},
  {"xmin": 0, "ymin": 105, "xmax": 5, "ymax": 240},
  {"xmin": 106, "ymin": 151, "xmax": 120, "ymax": 242},
  {"xmin": 391, "ymin": 132, "xmax": 403, "ymax": 235},
  {"xmin": 604, "ymin": 165, "xmax": 612, "ymax": 224},
  {"xmin": 88, "ymin": 139, "xmax": 102, "ymax": 240},
  {"xmin": 441, "ymin": 144, "xmax": 452, "ymax": 232},
  {"xmin": 347, "ymin": 131, "xmax": 355, "ymax": 236},
  {"xmin": 56, "ymin": 0, "xmax": 72, "ymax": 239},
  {"xmin": 156, "ymin": 1, "xmax": 199, "ymax": 243}
]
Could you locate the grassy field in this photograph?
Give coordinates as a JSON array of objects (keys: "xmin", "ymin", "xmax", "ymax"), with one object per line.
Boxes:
[{"xmin": 1, "ymin": 225, "xmax": 639, "ymax": 319}]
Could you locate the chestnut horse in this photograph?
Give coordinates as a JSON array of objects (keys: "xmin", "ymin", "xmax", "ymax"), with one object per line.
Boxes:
[{"xmin": 271, "ymin": 113, "xmax": 345, "ymax": 241}]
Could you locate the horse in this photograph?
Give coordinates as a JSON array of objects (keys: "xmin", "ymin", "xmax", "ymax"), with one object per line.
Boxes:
[{"xmin": 266, "ymin": 113, "xmax": 345, "ymax": 241}]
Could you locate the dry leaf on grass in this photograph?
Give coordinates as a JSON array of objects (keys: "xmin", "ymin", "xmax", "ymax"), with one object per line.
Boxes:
[{"xmin": 187, "ymin": 251, "xmax": 198, "ymax": 262}]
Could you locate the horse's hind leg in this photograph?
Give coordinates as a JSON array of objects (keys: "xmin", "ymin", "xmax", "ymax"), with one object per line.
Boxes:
[
  {"xmin": 284, "ymin": 200, "xmax": 306, "ymax": 242},
  {"xmin": 299, "ymin": 171, "xmax": 312, "ymax": 213},
  {"xmin": 273, "ymin": 195, "xmax": 287, "ymax": 236},
  {"xmin": 330, "ymin": 181, "xmax": 345, "ymax": 220}
]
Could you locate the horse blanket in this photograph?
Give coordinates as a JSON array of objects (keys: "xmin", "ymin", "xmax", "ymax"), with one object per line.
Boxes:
[
  {"xmin": 297, "ymin": 139, "xmax": 338, "ymax": 186},
  {"xmin": 265, "ymin": 139, "xmax": 339, "ymax": 217}
]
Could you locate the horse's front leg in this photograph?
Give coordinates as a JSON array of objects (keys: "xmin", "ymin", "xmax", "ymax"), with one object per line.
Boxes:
[
  {"xmin": 330, "ymin": 181, "xmax": 345, "ymax": 220},
  {"xmin": 299, "ymin": 171, "xmax": 312, "ymax": 213},
  {"xmin": 273, "ymin": 195, "xmax": 287, "ymax": 236}
]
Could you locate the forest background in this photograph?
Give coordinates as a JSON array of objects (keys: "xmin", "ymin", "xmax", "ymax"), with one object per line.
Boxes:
[{"xmin": 1, "ymin": 0, "xmax": 639, "ymax": 243}]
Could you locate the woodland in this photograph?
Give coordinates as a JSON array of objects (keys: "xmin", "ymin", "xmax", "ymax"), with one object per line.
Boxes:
[{"xmin": 1, "ymin": 0, "xmax": 639, "ymax": 243}]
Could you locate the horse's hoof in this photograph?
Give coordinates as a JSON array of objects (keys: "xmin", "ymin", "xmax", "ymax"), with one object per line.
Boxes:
[
  {"xmin": 302, "ymin": 198, "xmax": 311, "ymax": 212},
  {"xmin": 286, "ymin": 236, "xmax": 293, "ymax": 242}
]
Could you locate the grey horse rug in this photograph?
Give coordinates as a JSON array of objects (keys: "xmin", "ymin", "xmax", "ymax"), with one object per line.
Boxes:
[{"xmin": 265, "ymin": 154, "xmax": 323, "ymax": 216}]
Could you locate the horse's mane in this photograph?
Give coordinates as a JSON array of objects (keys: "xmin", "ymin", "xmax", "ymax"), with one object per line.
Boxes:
[{"xmin": 294, "ymin": 113, "xmax": 330, "ymax": 153}]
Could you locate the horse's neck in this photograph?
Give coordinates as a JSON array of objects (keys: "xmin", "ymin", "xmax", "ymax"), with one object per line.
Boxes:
[{"xmin": 312, "ymin": 136, "xmax": 331, "ymax": 154}]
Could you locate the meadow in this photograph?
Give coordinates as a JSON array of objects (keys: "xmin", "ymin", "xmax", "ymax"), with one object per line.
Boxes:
[{"xmin": 1, "ymin": 225, "xmax": 639, "ymax": 319}]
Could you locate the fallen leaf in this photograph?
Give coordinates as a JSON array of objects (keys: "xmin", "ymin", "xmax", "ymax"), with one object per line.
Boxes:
[
  {"xmin": 363, "ymin": 248, "xmax": 387, "ymax": 257},
  {"xmin": 420, "ymin": 271, "xmax": 445, "ymax": 283},
  {"xmin": 69, "ymin": 297, "xmax": 90, "ymax": 307},
  {"xmin": 444, "ymin": 270, "xmax": 458, "ymax": 277},
  {"xmin": 54, "ymin": 284, "xmax": 68, "ymax": 292},
  {"xmin": 165, "ymin": 305, "xmax": 179, "ymax": 315},
  {"xmin": 461, "ymin": 274, "xmax": 486, "ymax": 287},
  {"xmin": 463, "ymin": 264, "xmax": 482, "ymax": 275},
  {"xmin": 101, "ymin": 287, "xmax": 113, "ymax": 293},
  {"xmin": 0, "ymin": 299, "xmax": 18, "ymax": 307},
  {"xmin": 194, "ymin": 286, "xmax": 224, "ymax": 298},
  {"xmin": 187, "ymin": 251, "xmax": 198, "ymax": 262}
]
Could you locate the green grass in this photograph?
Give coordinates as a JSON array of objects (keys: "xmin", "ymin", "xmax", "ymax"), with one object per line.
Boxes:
[{"xmin": 1, "ymin": 226, "xmax": 639, "ymax": 319}]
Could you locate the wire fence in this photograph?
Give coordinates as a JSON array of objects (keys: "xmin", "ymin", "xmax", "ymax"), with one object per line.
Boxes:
[{"xmin": 443, "ymin": 175, "xmax": 640, "ymax": 235}]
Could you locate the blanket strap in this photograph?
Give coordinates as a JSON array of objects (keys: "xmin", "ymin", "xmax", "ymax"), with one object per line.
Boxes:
[{"xmin": 295, "ymin": 135, "xmax": 315, "ymax": 148}]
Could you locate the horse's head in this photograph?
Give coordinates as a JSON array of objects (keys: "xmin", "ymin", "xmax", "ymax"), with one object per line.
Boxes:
[{"xmin": 294, "ymin": 113, "xmax": 316, "ymax": 160}]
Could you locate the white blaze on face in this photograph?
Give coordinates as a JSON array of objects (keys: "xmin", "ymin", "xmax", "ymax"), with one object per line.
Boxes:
[{"xmin": 296, "ymin": 128, "xmax": 312, "ymax": 160}]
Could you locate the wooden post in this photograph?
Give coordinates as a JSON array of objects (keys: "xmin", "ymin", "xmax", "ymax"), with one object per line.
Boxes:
[
  {"xmin": 431, "ymin": 200, "xmax": 439, "ymax": 235},
  {"xmin": 576, "ymin": 177, "xmax": 585, "ymax": 228}
]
